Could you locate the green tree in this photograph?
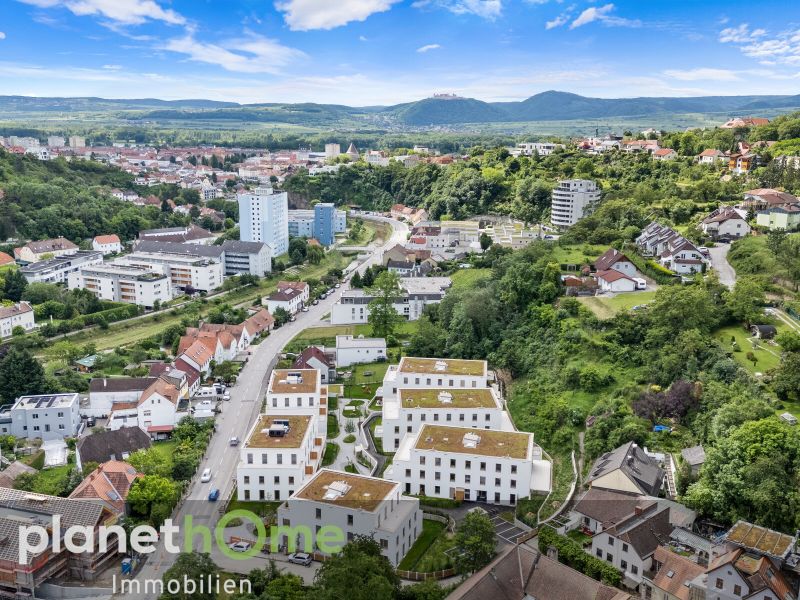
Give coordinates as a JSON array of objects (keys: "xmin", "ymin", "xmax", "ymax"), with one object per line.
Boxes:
[
  {"xmin": 479, "ymin": 231, "xmax": 492, "ymax": 251},
  {"xmin": 2, "ymin": 270, "xmax": 28, "ymax": 302},
  {"xmin": 0, "ymin": 347, "xmax": 47, "ymax": 403},
  {"xmin": 127, "ymin": 447, "xmax": 171, "ymax": 477},
  {"xmin": 273, "ymin": 307, "xmax": 291, "ymax": 327},
  {"xmin": 160, "ymin": 552, "xmax": 217, "ymax": 600},
  {"xmin": 127, "ymin": 475, "xmax": 177, "ymax": 525},
  {"xmin": 307, "ymin": 244, "xmax": 324, "ymax": 264},
  {"xmin": 766, "ymin": 228, "xmax": 787, "ymax": 256},
  {"xmin": 724, "ymin": 277, "xmax": 765, "ymax": 324},
  {"xmin": 453, "ymin": 510, "xmax": 495, "ymax": 575},
  {"xmin": 512, "ymin": 177, "xmax": 551, "ymax": 228},
  {"xmin": 367, "ymin": 271, "xmax": 402, "ymax": 339},
  {"xmin": 774, "ymin": 352, "xmax": 800, "ymax": 402},
  {"xmin": 313, "ymin": 536, "xmax": 399, "ymax": 600}
]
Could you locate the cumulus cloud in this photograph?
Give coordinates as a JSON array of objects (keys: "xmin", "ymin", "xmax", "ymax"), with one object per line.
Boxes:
[
  {"xmin": 275, "ymin": 0, "xmax": 401, "ymax": 31},
  {"xmin": 413, "ymin": 0, "xmax": 502, "ymax": 20},
  {"xmin": 719, "ymin": 23, "xmax": 766, "ymax": 43},
  {"xmin": 0, "ymin": 32, "xmax": 5, "ymax": 40},
  {"xmin": 417, "ymin": 43, "xmax": 441, "ymax": 53},
  {"xmin": 164, "ymin": 33, "xmax": 306, "ymax": 74},
  {"xmin": 570, "ymin": 3, "xmax": 640, "ymax": 29},
  {"xmin": 17, "ymin": 0, "xmax": 185, "ymax": 25},
  {"xmin": 545, "ymin": 13, "xmax": 570, "ymax": 29},
  {"xmin": 719, "ymin": 23, "xmax": 800, "ymax": 66},
  {"xmin": 663, "ymin": 67, "xmax": 740, "ymax": 82}
]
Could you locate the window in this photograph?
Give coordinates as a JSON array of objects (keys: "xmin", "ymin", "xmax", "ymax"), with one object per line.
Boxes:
[
  {"xmin": 480, "ymin": 462, "xmax": 486, "ymax": 471},
  {"xmin": 244, "ymin": 476, "xmax": 250, "ymax": 484},
  {"xmin": 288, "ymin": 477, "xmax": 294, "ymax": 484},
  {"xmin": 733, "ymin": 585, "xmax": 741, "ymax": 596},
  {"xmin": 485, "ymin": 414, "xmax": 490, "ymax": 421},
  {"xmin": 606, "ymin": 553, "xmax": 613, "ymax": 562},
  {"xmin": 446, "ymin": 414, "xmax": 452, "ymax": 421},
  {"xmin": 511, "ymin": 465, "xmax": 517, "ymax": 474},
  {"xmin": 277, "ymin": 454, "xmax": 283, "ymax": 465},
  {"xmin": 406, "ymin": 414, "xmax": 412, "ymax": 421},
  {"xmin": 495, "ymin": 478, "xmax": 501, "ymax": 486},
  {"xmin": 510, "ymin": 480, "xmax": 516, "ymax": 488},
  {"xmin": 459, "ymin": 414, "xmax": 465, "ymax": 421},
  {"xmin": 622, "ymin": 543, "xmax": 628, "ymax": 552},
  {"xmin": 433, "ymin": 414, "xmax": 439, "ymax": 422},
  {"xmin": 259, "ymin": 476, "xmax": 264, "ymax": 484},
  {"xmin": 608, "ymin": 538, "xmax": 614, "ymax": 547},
  {"xmin": 465, "ymin": 461, "xmax": 471, "ymax": 469},
  {"xmin": 449, "ymin": 473, "xmax": 455, "ymax": 482},
  {"xmin": 465, "ymin": 475, "xmax": 471, "ymax": 484},
  {"xmin": 596, "ymin": 549, "xmax": 602, "ymax": 558},
  {"xmin": 261, "ymin": 454, "xmax": 268, "ymax": 464},
  {"xmin": 450, "ymin": 459, "xmax": 456, "ymax": 468},
  {"xmin": 419, "ymin": 456, "xmax": 426, "ymax": 465},
  {"xmin": 631, "ymin": 565, "xmax": 638, "ymax": 575},
  {"xmin": 435, "ymin": 457, "xmax": 441, "ymax": 467},
  {"xmin": 57, "ymin": 411, "xmax": 64, "ymax": 417},
  {"xmin": 472, "ymin": 414, "xmax": 478, "ymax": 422},
  {"xmin": 496, "ymin": 464, "xmax": 502, "ymax": 473},
  {"xmin": 316, "ymin": 508, "xmax": 322, "ymax": 519},
  {"xmin": 274, "ymin": 476, "xmax": 280, "ymax": 484},
  {"xmin": 715, "ymin": 579, "xmax": 723, "ymax": 590},
  {"xmin": 620, "ymin": 560, "xmax": 627, "ymax": 570},
  {"xmin": 347, "ymin": 515, "xmax": 353, "ymax": 526},
  {"xmin": 291, "ymin": 454, "xmax": 297, "ymax": 465},
  {"xmin": 405, "ymin": 469, "xmax": 411, "ymax": 477}
]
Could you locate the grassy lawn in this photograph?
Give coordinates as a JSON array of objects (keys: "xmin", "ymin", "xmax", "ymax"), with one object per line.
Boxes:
[
  {"xmin": 550, "ymin": 244, "xmax": 607, "ymax": 265},
  {"xmin": 149, "ymin": 440, "xmax": 178, "ymax": 464},
  {"xmin": 340, "ymin": 220, "xmax": 390, "ymax": 247},
  {"xmin": 21, "ymin": 450, "xmax": 45, "ymax": 469},
  {"xmin": 577, "ymin": 291, "xmax": 657, "ymax": 319},
  {"xmin": 398, "ymin": 520, "xmax": 448, "ymax": 571},
  {"xmin": 567, "ymin": 529, "xmax": 592, "ymax": 547},
  {"xmin": 224, "ymin": 497, "xmax": 281, "ymax": 519},
  {"xmin": 369, "ymin": 417, "xmax": 386, "ymax": 455},
  {"xmin": 328, "ymin": 414, "xmax": 340, "ymax": 438},
  {"xmin": 537, "ymin": 451, "xmax": 575, "ymax": 523},
  {"xmin": 322, "ymin": 442, "xmax": 339, "ymax": 467},
  {"xmin": 450, "ymin": 268, "xmax": 492, "ymax": 290},
  {"xmin": 713, "ymin": 324, "xmax": 783, "ymax": 375}
]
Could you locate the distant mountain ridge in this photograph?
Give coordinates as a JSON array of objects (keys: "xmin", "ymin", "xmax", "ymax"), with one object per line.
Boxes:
[{"xmin": 0, "ymin": 91, "xmax": 798, "ymax": 126}]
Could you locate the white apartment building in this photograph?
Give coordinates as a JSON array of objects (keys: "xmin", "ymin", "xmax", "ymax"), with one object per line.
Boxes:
[
  {"xmin": 335, "ymin": 335, "xmax": 387, "ymax": 368},
  {"xmin": 67, "ymin": 263, "xmax": 172, "ymax": 308},
  {"xmin": 238, "ymin": 187, "xmax": 289, "ymax": 256},
  {"xmin": 551, "ymin": 179, "xmax": 601, "ymax": 227},
  {"xmin": 381, "ymin": 387, "xmax": 511, "ymax": 452},
  {"xmin": 7, "ymin": 393, "xmax": 81, "ymax": 441},
  {"xmin": 47, "ymin": 136, "xmax": 65, "ymax": 147},
  {"xmin": 381, "ymin": 357, "xmax": 489, "ymax": 401},
  {"xmin": 266, "ymin": 369, "xmax": 328, "ymax": 437},
  {"xmin": 19, "ymin": 251, "xmax": 103, "ymax": 284},
  {"xmin": 236, "ymin": 414, "xmax": 325, "ymax": 502},
  {"xmin": 386, "ymin": 424, "xmax": 551, "ymax": 505},
  {"xmin": 68, "ymin": 136, "xmax": 86, "ymax": 148},
  {"xmin": 512, "ymin": 142, "xmax": 565, "ymax": 156},
  {"xmin": 0, "ymin": 302, "xmax": 35, "ymax": 337},
  {"xmin": 115, "ymin": 251, "xmax": 223, "ymax": 293},
  {"xmin": 331, "ymin": 278, "xmax": 451, "ymax": 325},
  {"xmin": 276, "ymin": 469, "xmax": 422, "ymax": 566},
  {"xmin": 219, "ymin": 240, "xmax": 272, "ymax": 277}
]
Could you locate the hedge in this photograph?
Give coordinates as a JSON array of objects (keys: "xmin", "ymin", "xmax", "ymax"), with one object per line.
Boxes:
[
  {"xmin": 538, "ymin": 526, "xmax": 622, "ymax": 587},
  {"xmin": 627, "ymin": 252, "xmax": 678, "ymax": 285},
  {"xmin": 39, "ymin": 303, "xmax": 141, "ymax": 337},
  {"xmin": 413, "ymin": 495, "xmax": 462, "ymax": 509}
]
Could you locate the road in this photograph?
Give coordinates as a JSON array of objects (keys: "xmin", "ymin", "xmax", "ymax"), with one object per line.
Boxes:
[
  {"xmin": 708, "ymin": 243, "xmax": 736, "ymax": 288},
  {"xmin": 120, "ymin": 214, "xmax": 407, "ymax": 597}
]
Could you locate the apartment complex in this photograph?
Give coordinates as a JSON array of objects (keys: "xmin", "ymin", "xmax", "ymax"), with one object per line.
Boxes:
[
  {"xmin": 313, "ymin": 203, "xmax": 336, "ymax": 246},
  {"xmin": 67, "ymin": 263, "xmax": 172, "ymax": 308},
  {"xmin": 219, "ymin": 239, "xmax": 272, "ymax": 277},
  {"xmin": 20, "ymin": 251, "xmax": 103, "ymax": 284},
  {"xmin": 287, "ymin": 207, "xmax": 346, "ymax": 241},
  {"xmin": 551, "ymin": 179, "xmax": 601, "ymax": 227},
  {"xmin": 331, "ymin": 277, "xmax": 451, "ymax": 325},
  {"xmin": 276, "ymin": 469, "xmax": 422, "ymax": 566},
  {"xmin": 266, "ymin": 369, "xmax": 328, "ymax": 435},
  {"xmin": 4, "ymin": 393, "xmax": 81, "ymax": 441},
  {"xmin": 116, "ymin": 250, "xmax": 223, "ymax": 292},
  {"xmin": 238, "ymin": 186, "xmax": 289, "ymax": 256},
  {"xmin": 236, "ymin": 414, "xmax": 325, "ymax": 502},
  {"xmin": 335, "ymin": 335, "xmax": 387, "ymax": 367},
  {"xmin": 387, "ymin": 424, "xmax": 551, "ymax": 504},
  {"xmin": 382, "ymin": 356, "xmax": 489, "ymax": 400}
]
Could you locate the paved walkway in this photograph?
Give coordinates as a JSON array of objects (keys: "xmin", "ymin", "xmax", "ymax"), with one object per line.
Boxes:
[{"xmin": 708, "ymin": 243, "xmax": 736, "ymax": 288}]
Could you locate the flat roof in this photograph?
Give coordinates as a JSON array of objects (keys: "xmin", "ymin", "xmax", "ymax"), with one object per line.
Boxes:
[
  {"xmin": 415, "ymin": 424, "xmax": 530, "ymax": 459},
  {"xmin": 246, "ymin": 414, "xmax": 311, "ymax": 449},
  {"xmin": 399, "ymin": 357, "xmax": 486, "ymax": 377},
  {"xmin": 269, "ymin": 369, "xmax": 319, "ymax": 394},
  {"xmin": 725, "ymin": 520, "xmax": 796, "ymax": 558},
  {"xmin": 294, "ymin": 469, "xmax": 397, "ymax": 512},
  {"xmin": 399, "ymin": 388, "xmax": 496, "ymax": 409},
  {"xmin": 14, "ymin": 393, "xmax": 78, "ymax": 410}
]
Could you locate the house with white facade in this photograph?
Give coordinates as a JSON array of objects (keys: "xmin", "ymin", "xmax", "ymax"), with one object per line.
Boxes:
[
  {"xmin": 238, "ymin": 187, "xmax": 289, "ymax": 256},
  {"xmin": 595, "ymin": 269, "xmax": 639, "ymax": 293},
  {"xmin": 179, "ymin": 339, "xmax": 214, "ymax": 375},
  {"xmin": 0, "ymin": 302, "xmax": 35, "ymax": 337},
  {"xmin": 335, "ymin": 335, "xmax": 387, "ymax": 368},
  {"xmin": 7, "ymin": 393, "xmax": 81, "ymax": 441},
  {"xmin": 636, "ymin": 222, "xmax": 707, "ymax": 275},
  {"xmin": 67, "ymin": 263, "xmax": 172, "ymax": 308},
  {"xmin": 291, "ymin": 347, "xmax": 336, "ymax": 384},
  {"xmin": 86, "ymin": 377, "xmax": 158, "ymax": 418},
  {"xmin": 265, "ymin": 369, "xmax": 328, "ymax": 436},
  {"xmin": 14, "ymin": 237, "xmax": 78, "ymax": 264},
  {"xmin": 116, "ymin": 250, "xmax": 223, "ymax": 293},
  {"xmin": 236, "ymin": 413, "xmax": 325, "ymax": 502},
  {"xmin": 264, "ymin": 287, "xmax": 304, "ymax": 315},
  {"xmin": 382, "ymin": 356, "xmax": 489, "ymax": 401},
  {"xmin": 331, "ymin": 277, "xmax": 451, "ymax": 325},
  {"xmin": 586, "ymin": 442, "xmax": 664, "ymax": 496},
  {"xmin": 20, "ymin": 251, "xmax": 103, "ymax": 285},
  {"xmin": 551, "ymin": 179, "xmax": 601, "ymax": 227},
  {"xmin": 594, "ymin": 248, "xmax": 638, "ymax": 278},
  {"xmin": 92, "ymin": 234, "xmax": 122, "ymax": 255},
  {"xmin": 276, "ymin": 469, "xmax": 422, "ymax": 566},
  {"xmin": 387, "ymin": 424, "xmax": 551, "ymax": 504},
  {"xmin": 107, "ymin": 377, "xmax": 186, "ymax": 439},
  {"xmin": 701, "ymin": 206, "xmax": 751, "ymax": 240},
  {"xmin": 698, "ymin": 148, "xmax": 727, "ymax": 165}
]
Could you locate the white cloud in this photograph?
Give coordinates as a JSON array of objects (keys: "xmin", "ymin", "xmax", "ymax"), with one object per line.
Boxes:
[
  {"xmin": 413, "ymin": 0, "xmax": 502, "ymax": 20},
  {"xmin": 545, "ymin": 13, "xmax": 569, "ymax": 29},
  {"xmin": 719, "ymin": 23, "xmax": 766, "ymax": 43},
  {"xmin": 570, "ymin": 3, "xmax": 640, "ymax": 29},
  {"xmin": 663, "ymin": 68, "xmax": 740, "ymax": 82},
  {"xmin": 417, "ymin": 43, "xmax": 441, "ymax": 53},
  {"xmin": 0, "ymin": 32, "xmax": 5, "ymax": 40},
  {"xmin": 275, "ymin": 0, "xmax": 401, "ymax": 31},
  {"xmin": 163, "ymin": 33, "xmax": 306, "ymax": 74},
  {"xmin": 17, "ymin": 0, "xmax": 185, "ymax": 25}
]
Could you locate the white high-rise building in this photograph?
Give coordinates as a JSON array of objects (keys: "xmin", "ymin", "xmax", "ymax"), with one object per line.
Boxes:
[
  {"xmin": 238, "ymin": 187, "xmax": 289, "ymax": 256},
  {"xmin": 550, "ymin": 179, "xmax": 601, "ymax": 227}
]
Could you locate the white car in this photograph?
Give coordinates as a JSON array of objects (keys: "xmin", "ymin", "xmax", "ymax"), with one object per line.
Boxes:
[
  {"xmin": 200, "ymin": 468, "xmax": 212, "ymax": 482},
  {"xmin": 223, "ymin": 393, "xmax": 231, "ymax": 401},
  {"xmin": 287, "ymin": 552, "xmax": 313, "ymax": 566},
  {"xmin": 229, "ymin": 541, "xmax": 251, "ymax": 553},
  {"xmin": 301, "ymin": 307, "xmax": 309, "ymax": 312}
]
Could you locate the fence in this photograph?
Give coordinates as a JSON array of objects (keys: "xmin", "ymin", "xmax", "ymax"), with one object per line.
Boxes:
[{"xmin": 396, "ymin": 568, "xmax": 457, "ymax": 581}]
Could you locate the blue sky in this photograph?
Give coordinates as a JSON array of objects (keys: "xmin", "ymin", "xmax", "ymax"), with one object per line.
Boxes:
[{"xmin": 0, "ymin": 0, "xmax": 798, "ymax": 104}]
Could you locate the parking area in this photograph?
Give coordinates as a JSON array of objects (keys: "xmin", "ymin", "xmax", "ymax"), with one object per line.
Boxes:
[{"xmin": 482, "ymin": 505, "xmax": 527, "ymax": 544}]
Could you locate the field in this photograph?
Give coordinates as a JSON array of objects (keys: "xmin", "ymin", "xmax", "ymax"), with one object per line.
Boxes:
[
  {"xmin": 550, "ymin": 244, "xmax": 607, "ymax": 266},
  {"xmin": 576, "ymin": 291, "xmax": 657, "ymax": 319},
  {"xmin": 450, "ymin": 268, "xmax": 492, "ymax": 290},
  {"xmin": 713, "ymin": 324, "xmax": 783, "ymax": 375}
]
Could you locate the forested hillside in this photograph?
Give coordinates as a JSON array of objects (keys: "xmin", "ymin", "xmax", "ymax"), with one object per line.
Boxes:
[{"xmin": 0, "ymin": 150, "xmax": 187, "ymax": 242}]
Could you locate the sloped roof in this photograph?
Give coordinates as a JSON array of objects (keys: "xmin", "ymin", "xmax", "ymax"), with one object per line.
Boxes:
[
  {"xmin": 293, "ymin": 346, "xmax": 332, "ymax": 370},
  {"xmin": 77, "ymin": 427, "xmax": 152, "ymax": 465},
  {"xmin": 68, "ymin": 460, "xmax": 140, "ymax": 513},
  {"xmin": 596, "ymin": 269, "xmax": 635, "ymax": 283},
  {"xmin": 605, "ymin": 506, "xmax": 672, "ymax": 559},
  {"xmin": 587, "ymin": 441, "xmax": 664, "ymax": 496},
  {"xmin": 243, "ymin": 308, "xmax": 274, "ymax": 335},
  {"xmin": 140, "ymin": 377, "xmax": 180, "ymax": 406},
  {"xmin": 572, "ymin": 488, "xmax": 652, "ymax": 528},
  {"xmin": 0, "ymin": 252, "xmax": 14, "ymax": 266},
  {"xmin": 93, "ymin": 234, "xmax": 121, "ymax": 244},
  {"xmin": 20, "ymin": 237, "xmax": 77, "ymax": 254},
  {"xmin": 594, "ymin": 248, "xmax": 631, "ymax": 271},
  {"xmin": 181, "ymin": 339, "xmax": 213, "ymax": 367},
  {"xmin": 651, "ymin": 546, "xmax": 705, "ymax": 600},
  {"xmin": 89, "ymin": 377, "xmax": 156, "ymax": 394},
  {"xmin": 681, "ymin": 445, "xmax": 705, "ymax": 466},
  {"xmin": 0, "ymin": 302, "xmax": 33, "ymax": 320},
  {"xmin": 0, "ymin": 461, "xmax": 37, "ymax": 489}
]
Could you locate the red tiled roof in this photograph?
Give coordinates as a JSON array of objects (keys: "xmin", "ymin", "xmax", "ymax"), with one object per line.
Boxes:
[
  {"xmin": 146, "ymin": 425, "xmax": 174, "ymax": 433},
  {"xmin": 94, "ymin": 234, "xmax": 121, "ymax": 244},
  {"xmin": 0, "ymin": 252, "xmax": 14, "ymax": 266}
]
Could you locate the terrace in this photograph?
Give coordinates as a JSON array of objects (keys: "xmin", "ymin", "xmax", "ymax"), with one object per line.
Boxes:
[
  {"xmin": 414, "ymin": 425, "xmax": 531, "ymax": 459},
  {"xmin": 399, "ymin": 388, "xmax": 497, "ymax": 409}
]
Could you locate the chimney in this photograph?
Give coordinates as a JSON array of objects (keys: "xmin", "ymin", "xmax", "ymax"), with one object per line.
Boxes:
[
  {"xmin": 546, "ymin": 545, "xmax": 558, "ymax": 561},
  {"xmin": 634, "ymin": 504, "xmax": 644, "ymax": 516}
]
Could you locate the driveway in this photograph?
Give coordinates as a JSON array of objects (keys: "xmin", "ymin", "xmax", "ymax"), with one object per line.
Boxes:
[
  {"xmin": 120, "ymin": 215, "xmax": 408, "ymax": 599},
  {"xmin": 482, "ymin": 505, "xmax": 527, "ymax": 545},
  {"xmin": 707, "ymin": 243, "xmax": 736, "ymax": 288}
]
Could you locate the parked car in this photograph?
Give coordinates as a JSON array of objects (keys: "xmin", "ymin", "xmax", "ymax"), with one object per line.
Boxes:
[
  {"xmin": 208, "ymin": 488, "xmax": 220, "ymax": 501},
  {"xmin": 301, "ymin": 307, "xmax": 309, "ymax": 312},
  {"xmin": 229, "ymin": 541, "xmax": 251, "ymax": 553},
  {"xmin": 86, "ymin": 417, "xmax": 96, "ymax": 427},
  {"xmin": 200, "ymin": 468, "xmax": 212, "ymax": 482},
  {"xmin": 313, "ymin": 299, "xmax": 319, "ymax": 305},
  {"xmin": 287, "ymin": 552, "xmax": 313, "ymax": 566},
  {"xmin": 223, "ymin": 393, "xmax": 231, "ymax": 401},
  {"xmin": 334, "ymin": 283, "xmax": 340, "ymax": 289},
  {"xmin": 229, "ymin": 437, "xmax": 239, "ymax": 446}
]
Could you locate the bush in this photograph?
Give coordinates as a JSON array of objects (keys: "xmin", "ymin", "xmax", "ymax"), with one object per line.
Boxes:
[
  {"xmin": 414, "ymin": 495, "xmax": 462, "ymax": 509},
  {"xmin": 538, "ymin": 526, "xmax": 621, "ymax": 587},
  {"xmin": 343, "ymin": 434, "xmax": 356, "ymax": 443}
]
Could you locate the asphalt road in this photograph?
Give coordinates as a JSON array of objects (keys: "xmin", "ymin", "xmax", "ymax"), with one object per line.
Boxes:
[
  {"xmin": 119, "ymin": 215, "xmax": 408, "ymax": 597},
  {"xmin": 707, "ymin": 243, "xmax": 736, "ymax": 288}
]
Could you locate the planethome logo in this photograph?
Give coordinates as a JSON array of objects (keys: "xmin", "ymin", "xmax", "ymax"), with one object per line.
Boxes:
[{"xmin": 18, "ymin": 509, "xmax": 346, "ymax": 563}]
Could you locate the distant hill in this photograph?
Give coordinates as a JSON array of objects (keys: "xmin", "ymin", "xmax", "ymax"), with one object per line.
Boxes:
[{"xmin": 1, "ymin": 91, "xmax": 799, "ymax": 127}]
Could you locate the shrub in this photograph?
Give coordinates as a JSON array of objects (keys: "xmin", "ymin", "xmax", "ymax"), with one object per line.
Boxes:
[{"xmin": 538, "ymin": 527, "xmax": 621, "ymax": 587}]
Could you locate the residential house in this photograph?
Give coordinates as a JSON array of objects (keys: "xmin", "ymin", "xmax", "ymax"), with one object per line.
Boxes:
[
  {"xmin": 595, "ymin": 249, "xmax": 638, "ymax": 278},
  {"xmin": 276, "ymin": 469, "xmax": 422, "ymax": 566},
  {"xmin": 242, "ymin": 308, "xmax": 275, "ymax": 340},
  {"xmin": 386, "ymin": 424, "xmax": 551, "ymax": 504},
  {"xmin": 448, "ymin": 543, "xmax": 632, "ymax": 600},
  {"xmin": 741, "ymin": 188, "xmax": 798, "ymax": 211},
  {"xmin": 68, "ymin": 460, "xmax": 141, "ymax": 515},
  {"xmin": 0, "ymin": 302, "xmax": 35, "ymax": 337},
  {"xmin": 335, "ymin": 335, "xmax": 387, "ymax": 368},
  {"xmin": 86, "ymin": 377, "xmax": 157, "ymax": 418},
  {"xmin": 595, "ymin": 269, "xmax": 639, "ymax": 293},
  {"xmin": 641, "ymin": 546, "xmax": 706, "ymax": 600},
  {"xmin": 331, "ymin": 277, "xmax": 451, "ymax": 325},
  {"xmin": 13, "ymin": 237, "xmax": 78, "ymax": 263},
  {"xmin": 698, "ymin": 148, "xmax": 727, "ymax": 165},
  {"xmin": 264, "ymin": 287, "xmax": 304, "ymax": 315},
  {"xmin": 637, "ymin": 223, "xmax": 707, "ymax": 275},
  {"xmin": 107, "ymin": 377, "xmax": 185, "ymax": 439},
  {"xmin": 587, "ymin": 442, "xmax": 664, "ymax": 496},
  {"xmin": 653, "ymin": 148, "xmax": 677, "ymax": 161},
  {"xmin": 265, "ymin": 369, "xmax": 327, "ymax": 435},
  {"xmin": 721, "ymin": 117, "xmax": 770, "ymax": 128},
  {"xmin": 0, "ymin": 252, "xmax": 14, "ymax": 267},
  {"xmin": 76, "ymin": 428, "xmax": 152, "ymax": 470},
  {"xmin": 292, "ymin": 346, "xmax": 336, "ymax": 384},
  {"xmin": 701, "ymin": 206, "xmax": 751, "ymax": 240},
  {"xmin": 680, "ymin": 445, "xmax": 706, "ymax": 475},
  {"xmin": 0, "ymin": 461, "xmax": 37, "ymax": 489},
  {"xmin": 729, "ymin": 151, "xmax": 758, "ymax": 175},
  {"xmin": 91, "ymin": 234, "xmax": 122, "ymax": 255},
  {"xmin": 756, "ymin": 204, "xmax": 800, "ymax": 231},
  {"xmin": 7, "ymin": 393, "xmax": 81, "ymax": 441},
  {"xmin": 699, "ymin": 546, "xmax": 796, "ymax": 600},
  {"xmin": 276, "ymin": 281, "xmax": 310, "ymax": 303},
  {"xmin": 172, "ymin": 357, "xmax": 202, "ymax": 396},
  {"xmin": 179, "ymin": 339, "xmax": 214, "ymax": 375}
]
